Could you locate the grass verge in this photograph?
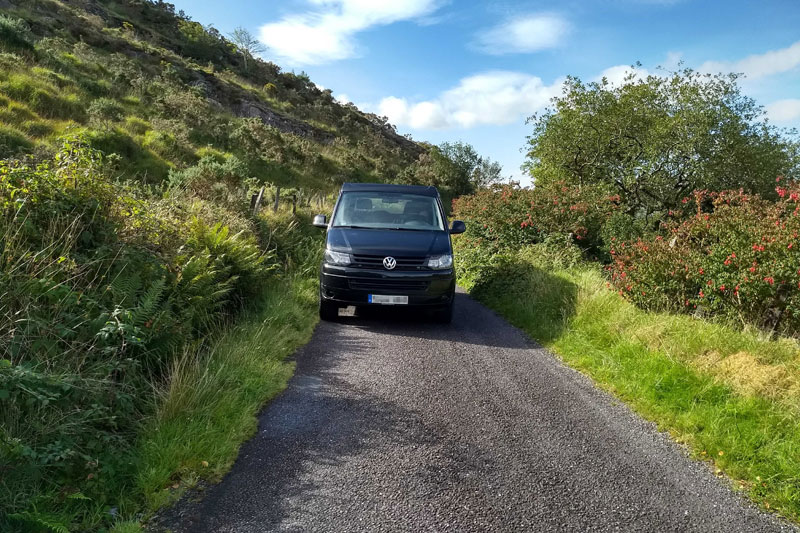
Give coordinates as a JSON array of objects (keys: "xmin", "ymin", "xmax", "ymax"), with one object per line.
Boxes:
[
  {"xmin": 134, "ymin": 274, "xmax": 318, "ymax": 516},
  {"xmin": 463, "ymin": 251, "xmax": 800, "ymax": 521}
]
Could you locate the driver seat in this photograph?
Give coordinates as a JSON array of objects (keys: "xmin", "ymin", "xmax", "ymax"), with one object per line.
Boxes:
[{"xmin": 403, "ymin": 200, "xmax": 432, "ymax": 225}]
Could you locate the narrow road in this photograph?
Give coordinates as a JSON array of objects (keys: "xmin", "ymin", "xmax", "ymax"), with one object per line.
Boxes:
[{"xmin": 158, "ymin": 290, "xmax": 791, "ymax": 532}]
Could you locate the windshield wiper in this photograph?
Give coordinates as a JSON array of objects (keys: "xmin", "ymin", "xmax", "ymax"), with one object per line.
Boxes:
[
  {"xmin": 387, "ymin": 227, "xmax": 431, "ymax": 231},
  {"xmin": 332, "ymin": 225, "xmax": 375, "ymax": 229}
]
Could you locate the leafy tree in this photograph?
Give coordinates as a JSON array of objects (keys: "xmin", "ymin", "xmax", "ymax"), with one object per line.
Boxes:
[
  {"xmin": 228, "ymin": 26, "xmax": 266, "ymax": 71},
  {"xmin": 178, "ymin": 20, "xmax": 224, "ymax": 62},
  {"xmin": 525, "ymin": 69, "xmax": 800, "ymax": 222},
  {"xmin": 401, "ymin": 141, "xmax": 503, "ymax": 199}
]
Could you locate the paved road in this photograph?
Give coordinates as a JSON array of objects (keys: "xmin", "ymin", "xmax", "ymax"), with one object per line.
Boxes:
[{"xmin": 158, "ymin": 290, "xmax": 792, "ymax": 532}]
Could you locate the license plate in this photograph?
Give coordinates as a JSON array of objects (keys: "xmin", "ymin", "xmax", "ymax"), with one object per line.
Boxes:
[{"xmin": 369, "ymin": 294, "xmax": 408, "ymax": 305}]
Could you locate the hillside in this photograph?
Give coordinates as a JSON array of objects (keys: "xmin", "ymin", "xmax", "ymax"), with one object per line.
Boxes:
[
  {"xmin": 0, "ymin": 0, "xmax": 424, "ymax": 190},
  {"xmin": 0, "ymin": 1, "xmax": 459, "ymax": 531}
]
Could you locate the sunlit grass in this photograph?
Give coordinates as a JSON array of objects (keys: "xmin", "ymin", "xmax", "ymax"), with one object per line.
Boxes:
[
  {"xmin": 134, "ymin": 274, "xmax": 318, "ymax": 512},
  {"xmin": 467, "ymin": 255, "xmax": 800, "ymax": 522}
]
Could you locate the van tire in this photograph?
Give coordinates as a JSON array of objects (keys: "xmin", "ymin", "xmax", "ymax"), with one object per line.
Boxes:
[
  {"xmin": 433, "ymin": 302, "xmax": 454, "ymax": 324},
  {"xmin": 319, "ymin": 299, "xmax": 338, "ymax": 321}
]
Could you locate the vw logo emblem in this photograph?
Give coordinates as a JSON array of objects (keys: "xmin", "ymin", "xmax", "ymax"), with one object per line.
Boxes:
[{"xmin": 383, "ymin": 256, "xmax": 397, "ymax": 270}]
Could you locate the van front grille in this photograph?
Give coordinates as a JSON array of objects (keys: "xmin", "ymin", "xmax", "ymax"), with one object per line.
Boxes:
[{"xmin": 350, "ymin": 254, "xmax": 427, "ymax": 271}]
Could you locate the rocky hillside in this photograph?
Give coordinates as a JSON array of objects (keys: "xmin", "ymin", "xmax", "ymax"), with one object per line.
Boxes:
[{"xmin": 0, "ymin": 0, "xmax": 424, "ymax": 191}]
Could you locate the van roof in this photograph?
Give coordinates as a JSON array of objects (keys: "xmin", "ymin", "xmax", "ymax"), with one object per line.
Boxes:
[{"xmin": 340, "ymin": 183, "xmax": 440, "ymax": 197}]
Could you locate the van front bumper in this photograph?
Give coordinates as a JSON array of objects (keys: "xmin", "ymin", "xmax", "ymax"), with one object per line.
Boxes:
[{"xmin": 320, "ymin": 264, "xmax": 455, "ymax": 307}]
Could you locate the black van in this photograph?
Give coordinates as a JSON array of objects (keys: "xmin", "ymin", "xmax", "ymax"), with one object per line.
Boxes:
[{"xmin": 313, "ymin": 183, "xmax": 466, "ymax": 323}]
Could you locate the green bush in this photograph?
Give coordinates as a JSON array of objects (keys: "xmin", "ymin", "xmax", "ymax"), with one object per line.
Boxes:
[
  {"xmin": 168, "ymin": 154, "xmax": 250, "ymax": 202},
  {"xmin": 88, "ymin": 96, "xmax": 125, "ymax": 128},
  {"xmin": 451, "ymin": 182, "xmax": 620, "ymax": 254},
  {"xmin": 608, "ymin": 185, "xmax": 800, "ymax": 334},
  {"xmin": 0, "ymin": 14, "xmax": 33, "ymax": 53},
  {"xmin": 0, "ymin": 137, "xmax": 279, "ymax": 528}
]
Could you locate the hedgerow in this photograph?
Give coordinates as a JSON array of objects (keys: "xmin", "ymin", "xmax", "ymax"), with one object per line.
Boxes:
[
  {"xmin": 0, "ymin": 136, "xmax": 275, "ymax": 528},
  {"xmin": 452, "ymin": 182, "xmax": 620, "ymax": 254},
  {"xmin": 452, "ymin": 179, "xmax": 800, "ymax": 336},
  {"xmin": 608, "ymin": 182, "xmax": 800, "ymax": 334}
]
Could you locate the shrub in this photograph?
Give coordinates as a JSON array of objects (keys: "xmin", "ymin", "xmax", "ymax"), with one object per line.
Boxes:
[
  {"xmin": 168, "ymin": 154, "xmax": 250, "ymax": 203},
  {"xmin": 1, "ymin": 136, "xmax": 279, "ymax": 526},
  {"xmin": 88, "ymin": 97, "xmax": 125, "ymax": 128},
  {"xmin": 0, "ymin": 15, "xmax": 33, "ymax": 53},
  {"xmin": 608, "ymin": 183, "xmax": 800, "ymax": 334},
  {"xmin": 451, "ymin": 182, "xmax": 620, "ymax": 254}
]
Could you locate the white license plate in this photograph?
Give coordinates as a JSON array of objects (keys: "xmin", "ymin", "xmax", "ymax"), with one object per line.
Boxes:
[{"xmin": 369, "ymin": 294, "xmax": 409, "ymax": 305}]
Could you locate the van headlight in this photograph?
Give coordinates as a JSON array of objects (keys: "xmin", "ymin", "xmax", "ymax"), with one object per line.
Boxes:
[
  {"xmin": 324, "ymin": 249, "xmax": 351, "ymax": 265},
  {"xmin": 427, "ymin": 254, "xmax": 453, "ymax": 269}
]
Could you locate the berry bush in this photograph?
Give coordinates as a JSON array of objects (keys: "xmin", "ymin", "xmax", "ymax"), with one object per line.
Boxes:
[{"xmin": 608, "ymin": 182, "xmax": 800, "ymax": 333}]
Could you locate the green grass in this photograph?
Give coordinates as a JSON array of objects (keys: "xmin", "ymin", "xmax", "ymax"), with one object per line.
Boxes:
[
  {"xmin": 134, "ymin": 273, "xmax": 318, "ymax": 513},
  {"xmin": 465, "ymin": 254, "xmax": 800, "ymax": 521}
]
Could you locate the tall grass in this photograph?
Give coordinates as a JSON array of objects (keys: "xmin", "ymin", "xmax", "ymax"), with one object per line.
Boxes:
[
  {"xmin": 461, "ymin": 243, "xmax": 800, "ymax": 521},
  {"xmin": 136, "ymin": 273, "xmax": 318, "ymax": 511}
]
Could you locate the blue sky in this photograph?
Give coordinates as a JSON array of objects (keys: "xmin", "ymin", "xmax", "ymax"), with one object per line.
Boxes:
[{"xmin": 170, "ymin": 0, "xmax": 800, "ymax": 184}]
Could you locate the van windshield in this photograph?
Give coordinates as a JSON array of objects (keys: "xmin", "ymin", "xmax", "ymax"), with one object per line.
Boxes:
[{"xmin": 331, "ymin": 192, "xmax": 445, "ymax": 231}]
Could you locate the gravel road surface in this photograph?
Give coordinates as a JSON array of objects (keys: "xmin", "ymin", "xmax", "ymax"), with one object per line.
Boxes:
[{"xmin": 157, "ymin": 290, "xmax": 792, "ymax": 532}]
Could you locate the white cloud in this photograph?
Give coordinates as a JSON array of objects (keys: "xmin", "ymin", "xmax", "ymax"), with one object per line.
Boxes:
[
  {"xmin": 336, "ymin": 93, "xmax": 351, "ymax": 104},
  {"xmin": 259, "ymin": 0, "xmax": 440, "ymax": 65},
  {"xmin": 377, "ymin": 71, "xmax": 563, "ymax": 130},
  {"xmin": 476, "ymin": 13, "xmax": 570, "ymax": 54},
  {"xmin": 698, "ymin": 40, "xmax": 800, "ymax": 79},
  {"xmin": 594, "ymin": 64, "xmax": 650, "ymax": 85},
  {"xmin": 766, "ymin": 99, "xmax": 800, "ymax": 124}
]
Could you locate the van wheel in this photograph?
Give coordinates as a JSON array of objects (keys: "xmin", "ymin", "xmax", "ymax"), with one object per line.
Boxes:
[
  {"xmin": 319, "ymin": 299, "xmax": 338, "ymax": 321},
  {"xmin": 433, "ymin": 302, "xmax": 454, "ymax": 324}
]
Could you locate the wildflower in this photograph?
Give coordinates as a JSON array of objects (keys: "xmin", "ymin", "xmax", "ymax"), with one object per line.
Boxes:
[
  {"xmin": 719, "ymin": 285, "xmax": 726, "ymax": 291},
  {"xmin": 764, "ymin": 276, "xmax": 775, "ymax": 285},
  {"xmin": 699, "ymin": 290, "xmax": 705, "ymax": 298}
]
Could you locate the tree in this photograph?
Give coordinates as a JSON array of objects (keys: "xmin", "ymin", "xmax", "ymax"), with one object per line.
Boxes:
[
  {"xmin": 525, "ymin": 69, "xmax": 800, "ymax": 222},
  {"xmin": 228, "ymin": 26, "xmax": 266, "ymax": 71},
  {"xmin": 402, "ymin": 141, "xmax": 503, "ymax": 196}
]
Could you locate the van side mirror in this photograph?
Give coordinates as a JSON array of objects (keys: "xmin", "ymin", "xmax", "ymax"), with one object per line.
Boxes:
[
  {"xmin": 312, "ymin": 214, "xmax": 328, "ymax": 228},
  {"xmin": 450, "ymin": 220, "xmax": 466, "ymax": 234}
]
